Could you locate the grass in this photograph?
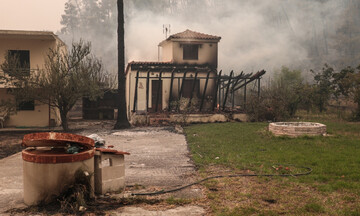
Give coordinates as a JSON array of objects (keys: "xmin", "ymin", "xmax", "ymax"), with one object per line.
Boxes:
[{"xmin": 184, "ymin": 115, "xmax": 360, "ymax": 215}]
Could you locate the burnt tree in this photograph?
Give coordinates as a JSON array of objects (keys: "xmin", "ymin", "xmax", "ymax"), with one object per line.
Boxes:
[{"xmin": 114, "ymin": 0, "xmax": 130, "ymax": 129}]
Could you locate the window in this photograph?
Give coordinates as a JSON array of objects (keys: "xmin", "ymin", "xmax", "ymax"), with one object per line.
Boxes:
[
  {"xmin": 17, "ymin": 100, "xmax": 35, "ymax": 111},
  {"xmin": 183, "ymin": 44, "xmax": 198, "ymax": 60},
  {"xmin": 8, "ymin": 50, "xmax": 30, "ymax": 75}
]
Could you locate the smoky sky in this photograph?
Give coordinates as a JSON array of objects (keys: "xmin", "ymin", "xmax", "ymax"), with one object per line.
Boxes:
[
  {"xmin": 60, "ymin": 0, "xmax": 356, "ymax": 76},
  {"xmin": 125, "ymin": 0, "xmax": 349, "ymax": 75}
]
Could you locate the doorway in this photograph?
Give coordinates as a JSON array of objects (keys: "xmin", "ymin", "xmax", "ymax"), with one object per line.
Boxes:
[{"xmin": 151, "ymin": 80, "xmax": 162, "ymax": 112}]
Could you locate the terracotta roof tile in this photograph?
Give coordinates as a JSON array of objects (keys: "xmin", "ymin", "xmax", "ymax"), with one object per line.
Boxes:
[{"xmin": 168, "ymin": 29, "xmax": 221, "ymax": 41}]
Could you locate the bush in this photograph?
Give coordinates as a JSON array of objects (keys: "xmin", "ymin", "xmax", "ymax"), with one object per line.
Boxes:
[
  {"xmin": 246, "ymin": 86, "xmax": 290, "ymax": 122},
  {"xmin": 246, "ymin": 67, "xmax": 304, "ymax": 122}
]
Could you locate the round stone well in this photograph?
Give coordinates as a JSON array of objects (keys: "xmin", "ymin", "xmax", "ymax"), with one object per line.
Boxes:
[{"xmin": 269, "ymin": 122, "xmax": 326, "ymax": 137}]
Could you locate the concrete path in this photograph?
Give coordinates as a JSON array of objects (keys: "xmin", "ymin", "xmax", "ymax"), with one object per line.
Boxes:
[
  {"xmin": 102, "ymin": 127, "xmax": 198, "ymax": 189},
  {"xmin": 0, "ymin": 152, "xmax": 26, "ymax": 213},
  {"xmin": 0, "ymin": 127, "xmax": 205, "ymax": 215}
]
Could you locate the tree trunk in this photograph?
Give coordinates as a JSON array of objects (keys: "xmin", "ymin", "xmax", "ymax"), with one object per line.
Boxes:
[
  {"xmin": 114, "ymin": 0, "xmax": 130, "ymax": 129},
  {"xmin": 60, "ymin": 110, "xmax": 69, "ymax": 131}
]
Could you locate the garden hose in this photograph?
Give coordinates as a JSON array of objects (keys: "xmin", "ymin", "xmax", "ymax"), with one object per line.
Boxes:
[{"xmin": 131, "ymin": 164, "xmax": 312, "ymax": 196}]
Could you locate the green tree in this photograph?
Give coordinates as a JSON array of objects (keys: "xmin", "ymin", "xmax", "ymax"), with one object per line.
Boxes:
[
  {"xmin": 311, "ymin": 64, "xmax": 334, "ymax": 112},
  {"xmin": 333, "ymin": 65, "xmax": 360, "ymax": 120},
  {"xmin": 274, "ymin": 66, "xmax": 304, "ymax": 117},
  {"xmin": 298, "ymin": 83, "xmax": 315, "ymax": 113},
  {"xmin": 1, "ymin": 41, "xmax": 109, "ymax": 131}
]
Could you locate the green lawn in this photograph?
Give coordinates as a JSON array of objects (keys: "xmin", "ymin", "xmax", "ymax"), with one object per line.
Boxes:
[{"xmin": 185, "ymin": 119, "xmax": 360, "ymax": 215}]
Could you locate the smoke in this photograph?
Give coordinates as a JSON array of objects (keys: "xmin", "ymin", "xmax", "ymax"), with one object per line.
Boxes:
[
  {"xmin": 124, "ymin": 0, "xmax": 349, "ymax": 76},
  {"xmin": 59, "ymin": 0, "xmax": 358, "ymax": 77}
]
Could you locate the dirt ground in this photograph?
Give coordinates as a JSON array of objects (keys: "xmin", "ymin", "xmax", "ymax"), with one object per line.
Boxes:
[{"xmin": 0, "ymin": 120, "xmax": 207, "ymax": 215}]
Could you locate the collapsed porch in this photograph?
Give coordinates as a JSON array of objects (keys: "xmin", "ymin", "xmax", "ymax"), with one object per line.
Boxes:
[{"xmin": 127, "ymin": 63, "xmax": 265, "ymax": 124}]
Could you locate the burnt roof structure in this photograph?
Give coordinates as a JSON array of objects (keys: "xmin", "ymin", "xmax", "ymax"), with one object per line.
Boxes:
[{"xmin": 126, "ymin": 61, "xmax": 214, "ymax": 73}]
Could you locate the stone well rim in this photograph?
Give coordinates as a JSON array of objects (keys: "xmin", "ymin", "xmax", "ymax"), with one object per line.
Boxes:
[{"xmin": 269, "ymin": 122, "xmax": 326, "ymax": 127}]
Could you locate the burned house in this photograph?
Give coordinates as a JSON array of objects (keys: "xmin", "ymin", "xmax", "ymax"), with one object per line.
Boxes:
[
  {"xmin": 126, "ymin": 29, "xmax": 266, "ymax": 124},
  {"xmin": 126, "ymin": 29, "xmax": 221, "ymax": 120}
]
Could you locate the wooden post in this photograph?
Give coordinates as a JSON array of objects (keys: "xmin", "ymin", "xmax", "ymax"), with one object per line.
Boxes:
[
  {"xmin": 188, "ymin": 71, "xmax": 199, "ymax": 108},
  {"xmin": 212, "ymin": 70, "xmax": 222, "ymax": 111},
  {"xmin": 146, "ymin": 70, "xmax": 150, "ymax": 112},
  {"xmin": 168, "ymin": 69, "xmax": 176, "ymax": 111},
  {"xmin": 200, "ymin": 71, "xmax": 211, "ymax": 111},
  {"xmin": 219, "ymin": 82, "xmax": 222, "ymax": 109},
  {"xmin": 258, "ymin": 78, "xmax": 261, "ymax": 98},
  {"xmin": 222, "ymin": 71, "xmax": 233, "ymax": 110},
  {"xmin": 179, "ymin": 71, "xmax": 187, "ymax": 99},
  {"xmin": 244, "ymin": 78, "xmax": 247, "ymax": 111},
  {"xmin": 132, "ymin": 70, "xmax": 140, "ymax": 112},
  {"xmin": 155, "ymin": 71, "xmax": 162, "ymax": 112},
  {"xmin": 231, "ymin": 72, "xmax": 242, "ymax": 109},
  {"xmin": 222, "ymin": 84, "xmax": 224, "ymax": 106}
]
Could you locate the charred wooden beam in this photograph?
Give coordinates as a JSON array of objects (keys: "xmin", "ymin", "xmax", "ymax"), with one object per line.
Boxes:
[
  {"xmin": 146, "ymin": 70, "xmax": 150, "ymax": 112},
  {"xmin": 135, "ymin": 76, "xmax": 215, "ymax": 79},
  {"xmin": 188, "ymin": 71, "xmax": 199, "ymax": 108},
  {"xmin": 132, "ymin": 70, "xmax": 140, "ymax": 112},
  {"xmin": 231, "ymin": 71, "xmax": 243, "ymax": 108},
  {"xmin": 155, "ymin": 71, "xmax": 162, "ymax": 112},
  {"xmin": 130, "ymin": 64, "xmax": 211, "ymax": 72},
  {"xmin": 232, "ymin": 70, "xmax": 266, "ymax": 92},
  {"xmin": 220, "ymin": 72, "xmax": 252, "ymax": 90},
  {"xmin": 222, "ymin": 71, "xmax": 233, "ymax": 110},
  {"xmin": 244, "ymin": 78, "xmax": 247, "ymax": 111},
  {"xmin": 230, "ymin": 71, "xmax": 243, "ymax": 90},
  {"xmin": 179, "ymin": 71, "xmax": 188, "ymax": 99},
  {"xmin": 200, "ymin": 70, "xmax": 211, "ymax": 111},
  {"xmin": 258, "ymin": 78, "xmax": 261, "ymax": 98},
  {"xmin": 168, "ymin": 69, "xmax": 176, "ymax": 111},
  {"xmin": 212, "ymin": 70, "xmax": 222, "ymax": 111}
]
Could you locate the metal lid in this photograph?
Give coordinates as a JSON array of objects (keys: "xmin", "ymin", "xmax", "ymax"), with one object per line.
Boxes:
[{"xmin": 22, "ymin": 132, "xmax": 95, "ymax": 148}]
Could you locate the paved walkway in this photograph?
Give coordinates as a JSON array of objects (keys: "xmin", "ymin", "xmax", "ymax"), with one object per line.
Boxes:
[
  {"xmin": 0, "ymin": 153, "xmax": 25, "ymax": 213},
  {"xmin": 0, "ymin": 127, "xmax": 205, "ymax": 215}
]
